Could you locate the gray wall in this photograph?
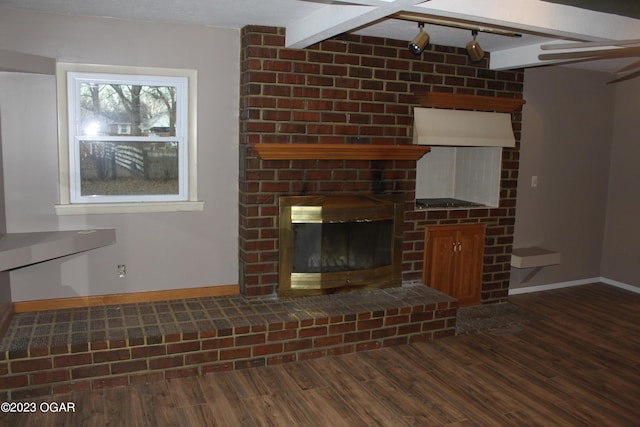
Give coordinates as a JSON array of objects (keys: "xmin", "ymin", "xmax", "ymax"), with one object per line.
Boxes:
[
  {"xmin": 601, "ymin": 76, "xmax": 640, "ymax": 286},
  {"xmin": 0, "ymin": 7, "xmax": 240, "ymax": 301},
  {"xmin": 513, "ymin": 65, "xmax": 640, "ymax": 290},
  {"xmin": 0, "ymin": 104, "xmax": 11, "ymax": 312}
]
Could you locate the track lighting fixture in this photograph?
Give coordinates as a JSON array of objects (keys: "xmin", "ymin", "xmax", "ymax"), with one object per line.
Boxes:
[
  {"xmin": 466, "ymin": 30, "xmax": 484, "ymax": 62},
  {"xmin": 409, "ymin": 22, "xmax": 429, "ymax": 55}
]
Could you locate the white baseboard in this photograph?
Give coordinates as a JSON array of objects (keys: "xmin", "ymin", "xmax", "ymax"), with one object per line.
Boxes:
[
  {"xmin": 508, "ymin": 278, "xmax": 598, "ymax": 295},
  {"xmin": 508, "ymin": 277, "xmax": 640, "ymax": 296},
  {"xmin": 599, "ymin": 277, "xmax": 640, "ymax": 294}
]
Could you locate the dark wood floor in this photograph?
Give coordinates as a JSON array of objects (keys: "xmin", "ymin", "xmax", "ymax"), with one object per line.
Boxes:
[{"xmin": 2, "ymin": 283, "xmax": 639, "ymax": 426}]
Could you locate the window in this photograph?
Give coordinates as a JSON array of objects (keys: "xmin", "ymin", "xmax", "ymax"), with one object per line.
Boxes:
[{"xmin": 55, "ymin": 63, "xmax": 202, "ymax": 214}]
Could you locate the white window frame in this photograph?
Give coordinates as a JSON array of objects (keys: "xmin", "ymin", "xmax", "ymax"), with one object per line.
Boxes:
[{"xmin": 55, "ymin": 63, "xmax": 203, "ymax": 215}]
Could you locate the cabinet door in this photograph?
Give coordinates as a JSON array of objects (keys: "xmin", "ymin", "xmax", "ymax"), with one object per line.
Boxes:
[
  {"xmin": 422, "ymin": 224, "xmax": 485, "ymax": 306},
  {"xmin": 452, "ymin": 224, "xmax": 485, "ymax": 306},
  {"xmin": 422, "ymin": 227, "xmax": 457, "ymax": 295}
]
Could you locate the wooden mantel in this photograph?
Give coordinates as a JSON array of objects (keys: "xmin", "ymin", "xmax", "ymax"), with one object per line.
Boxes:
[
  {"xmin": 255, "ymin": 143, "xmax": 431, "ymax": 161},
  {"xmin": 414, "ymin": 90, "xmax": 526, "ymax": 113}
]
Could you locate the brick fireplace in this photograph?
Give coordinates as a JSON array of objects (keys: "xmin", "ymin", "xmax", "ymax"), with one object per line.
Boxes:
[
  {"xmin": 0, "ymin": 26, "xmax": 527, "ymax": 398},
  {"xmin": 0, "ymin": 26, "xmax": 528, "ymax": 399},
  {"xmin": 239, "ymin": 25, "xmax": 523, "ymax": 301}
]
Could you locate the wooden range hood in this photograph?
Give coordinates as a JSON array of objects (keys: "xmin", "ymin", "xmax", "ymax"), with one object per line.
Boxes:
[{"xmin": 413, "ymin": 91, "xmax": 525, "ymax": 148}]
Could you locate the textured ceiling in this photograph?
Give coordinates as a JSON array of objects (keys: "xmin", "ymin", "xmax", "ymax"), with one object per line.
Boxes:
[
  {"xmin": 542, "ymin": 0, "xmax": 640, "ymax": 19},
  {"xmin": 1, "ymin": 0, "xmax": 639, "ymax": 74}
]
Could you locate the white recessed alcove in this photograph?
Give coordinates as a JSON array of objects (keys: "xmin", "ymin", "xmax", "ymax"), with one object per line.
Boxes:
[
  {"xmin": 416, "ymin": 146, "xmax": 503, "ymax": 207},
  {"xmin": 413, "ymin": 107, "xmax": 514, "ymax": 209}
]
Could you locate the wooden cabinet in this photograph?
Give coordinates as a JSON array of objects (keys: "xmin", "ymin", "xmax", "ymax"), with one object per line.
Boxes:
[{"xmin": 422, "ymin": 224, "xmax": 486, "ymax": 306}]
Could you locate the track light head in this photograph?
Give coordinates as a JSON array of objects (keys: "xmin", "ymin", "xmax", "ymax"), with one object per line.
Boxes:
[
  {"xmin": 409, "ymin": 22, "xmax": 429, "ymax": 55},
  {"xmin": 466, "ymin": 30, "xmax": 484, "ymax": 62}
]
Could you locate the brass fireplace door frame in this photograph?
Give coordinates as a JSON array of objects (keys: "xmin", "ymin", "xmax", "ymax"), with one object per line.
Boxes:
[{"xmin": 278, "ymin": 194, "xmax": 404, "ymax": 298}]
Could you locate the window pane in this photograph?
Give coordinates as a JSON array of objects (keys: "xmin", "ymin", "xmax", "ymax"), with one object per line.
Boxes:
[
  {"xmin": 78, "ymin": 82, "xmax": 177, "ymax": 137},
  {"xmin": 79, "ymin": 140, "xmax": 179, "ymax": 196},
  {"xmin": 63, "ymin": 67, "xmax": 193, "ymax": 206}
]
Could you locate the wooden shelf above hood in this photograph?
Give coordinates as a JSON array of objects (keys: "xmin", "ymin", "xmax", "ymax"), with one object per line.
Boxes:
[
  {"xmin": 414, "ymin": 90, "xmax": 525, "ymax": 113},
  {"xmin": 255, "ymin": 143, "xmax": 431, "ymax": 161}
]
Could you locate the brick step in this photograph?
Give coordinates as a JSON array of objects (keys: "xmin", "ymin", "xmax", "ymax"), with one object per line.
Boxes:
[{"xmin": 0, "ymin": 285, "xmax": 457, "ymax": 400}]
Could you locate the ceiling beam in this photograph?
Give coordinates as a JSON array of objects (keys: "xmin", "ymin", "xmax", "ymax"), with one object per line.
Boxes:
[
  {"xmin": 285, "ymin": 0, "xmax": 640, "ymax": 71},
  {"xmin": 489, "ymin": 42, "xmax": 554, "ymax": 70},
  {"xmin": 410, "ymin": 0, "xmax": 640, "ymax": 41},
  {"xmin": 406, "ymin": 0, "xmax": 640, "ymax": 70},
  {"xmin": 285, "ymin": 0, "xmax": 427, "ymax": 48},
  {"xmin": 490, "ymin": 42, "xmax": 637, "ymax": 71}
]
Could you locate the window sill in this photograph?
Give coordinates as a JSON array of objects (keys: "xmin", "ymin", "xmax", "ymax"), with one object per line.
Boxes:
[{"xmin": 55, "ymin": 201, "xmax": 205, "ymax": 215}]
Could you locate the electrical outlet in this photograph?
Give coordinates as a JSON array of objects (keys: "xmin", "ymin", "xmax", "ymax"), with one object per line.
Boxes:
[
  {"xmin": 531, "ymin": 176, "xmax": 538, "ymax": 188},
  {"xmin": 118, "ymin": 264, "xmax": 126, "ymax": 278}
]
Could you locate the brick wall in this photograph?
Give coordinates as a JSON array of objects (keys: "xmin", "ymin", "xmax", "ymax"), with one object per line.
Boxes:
[{"xmin": 239, "ymin": 25, "xmax": 524, "ymax": 301}]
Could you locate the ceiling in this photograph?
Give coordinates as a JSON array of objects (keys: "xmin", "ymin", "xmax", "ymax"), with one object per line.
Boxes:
[
  {"xmin": 1, "ymin": 0, "xmax": 639, "ymax": 74},
  {"xmin": 541, "ymin": 0, "xmax": 640, "ymax": 19}
]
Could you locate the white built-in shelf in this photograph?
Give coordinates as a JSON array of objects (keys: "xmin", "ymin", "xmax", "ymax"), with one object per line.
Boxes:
[
  {"xmin": 0, "ymin": 229, "xmax": 116, "ymax": 272},
  {"xmin": 511, "ymin": 247, "xmax": 561, "ymax": 269}
]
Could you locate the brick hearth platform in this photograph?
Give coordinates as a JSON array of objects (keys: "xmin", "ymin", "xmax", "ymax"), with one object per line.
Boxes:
[{"xmin": 0, "ymin": 285, "xmax": 456, "ymax": 400}]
